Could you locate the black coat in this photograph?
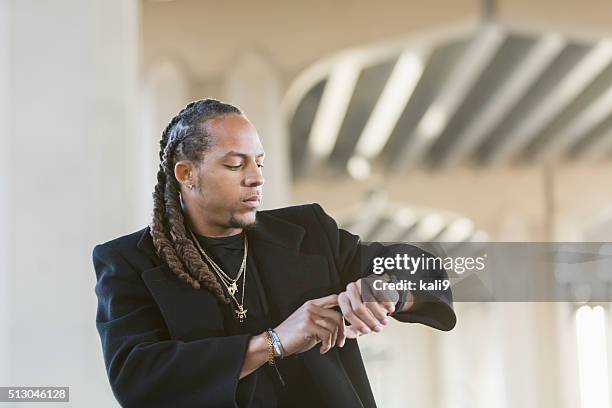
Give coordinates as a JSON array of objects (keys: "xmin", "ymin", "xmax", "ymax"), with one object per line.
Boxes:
[{"xmin": 93, "ymin": 203, "xmax": 456, "ymax": 408}]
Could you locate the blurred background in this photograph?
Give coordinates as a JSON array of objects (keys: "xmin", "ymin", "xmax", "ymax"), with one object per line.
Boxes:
[{"xmin": 2, "ymin": 0, "xmax": 612, "ymax": 406}]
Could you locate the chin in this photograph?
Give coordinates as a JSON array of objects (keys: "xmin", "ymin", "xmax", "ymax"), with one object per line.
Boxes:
[{"xmin": 229, "ymin": 212, "xmax": 258, "ymax": 229}]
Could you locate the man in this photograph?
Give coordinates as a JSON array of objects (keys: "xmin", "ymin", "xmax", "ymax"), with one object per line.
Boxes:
[{"xmin": 93, "ymin": 99, "xmax": 455, "ymax": 408}]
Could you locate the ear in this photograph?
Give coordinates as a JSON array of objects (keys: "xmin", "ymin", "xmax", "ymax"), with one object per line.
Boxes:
[{"xmin": 174, "ymin": 161, "xmax": 195, "ymax": 189}]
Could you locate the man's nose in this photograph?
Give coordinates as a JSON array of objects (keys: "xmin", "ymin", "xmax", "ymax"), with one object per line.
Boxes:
[{"xmin": 245, "ymin": 165, "xmax": 264, "ymax": 187}]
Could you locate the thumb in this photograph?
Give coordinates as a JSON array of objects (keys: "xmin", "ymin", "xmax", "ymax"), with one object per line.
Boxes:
[{"xmin": 310, "ymin": 294, "xmax": 339, "ymax": 308}]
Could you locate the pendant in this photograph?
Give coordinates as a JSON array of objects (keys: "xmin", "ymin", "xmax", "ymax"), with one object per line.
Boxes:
[
  {"xmin": 235, "ymin": 305, "xmax": 248, "ymax": 323},
  {"xmin": 228, "ymin": 282, "xmax": 238, "ymax": 296}
]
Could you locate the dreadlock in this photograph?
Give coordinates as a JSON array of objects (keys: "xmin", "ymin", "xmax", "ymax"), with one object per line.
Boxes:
[{"xmin": 150, "ymin": 98, "xmax": 243, "ymax": 304}]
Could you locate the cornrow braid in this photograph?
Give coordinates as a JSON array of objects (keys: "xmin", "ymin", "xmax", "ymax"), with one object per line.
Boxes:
[{"xmin": 149, "ymin": 98, "xmax": 243, "ymax": 304}]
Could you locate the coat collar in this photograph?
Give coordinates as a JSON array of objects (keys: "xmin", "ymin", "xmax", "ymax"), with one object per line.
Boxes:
[{"xmin": 136, "ymin": 210, "xmax": 306, "ymax": 266}]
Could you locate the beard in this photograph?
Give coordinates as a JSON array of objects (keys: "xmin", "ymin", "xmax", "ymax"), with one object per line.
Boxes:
[{"xmin": 228, "ymin": 212, "xmax": 259, "ymax": 230}]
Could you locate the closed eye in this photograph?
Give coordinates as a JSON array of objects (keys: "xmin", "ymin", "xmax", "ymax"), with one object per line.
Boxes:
[{"xmin": 224, "ymin": 163, "xmax": 264, "ymax": 170}]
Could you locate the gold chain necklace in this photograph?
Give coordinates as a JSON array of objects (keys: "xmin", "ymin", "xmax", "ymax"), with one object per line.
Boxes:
[
  {"xmin": 189, "ymin": 228, "xmax": 249, "ymax": 322},
  {"xmin": 189, "ymin": 229, "xmax": 247, "ymax": 295}
]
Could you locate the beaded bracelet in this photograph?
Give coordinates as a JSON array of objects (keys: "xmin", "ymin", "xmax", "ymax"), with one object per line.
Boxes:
[{"xmin": 264, "ymin": 331, "xmax": 275, "ymax": 366}]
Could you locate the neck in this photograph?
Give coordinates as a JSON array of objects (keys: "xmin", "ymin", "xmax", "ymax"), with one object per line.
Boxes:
[
  {"xmin": 191, "ymin": 220, "xmax": 243, "ymax": 238},
  {"xmin": 182, "ymin": 197, "xmax": 242, "ymax": 238}
]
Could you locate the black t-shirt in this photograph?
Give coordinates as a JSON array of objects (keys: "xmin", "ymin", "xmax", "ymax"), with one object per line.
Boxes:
[{"xmin": 194, "ymin": 232, "xmax": 327, "ymax": 407}]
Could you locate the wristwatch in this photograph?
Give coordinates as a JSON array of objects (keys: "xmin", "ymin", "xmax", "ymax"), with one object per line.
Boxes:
[
  {"xmin": 387, "ymin": 273, "xmax": 409, "ymax": 315},
  {"xmin": 266, "ymin": 328, "xmax": 284, "ymax": 360}
]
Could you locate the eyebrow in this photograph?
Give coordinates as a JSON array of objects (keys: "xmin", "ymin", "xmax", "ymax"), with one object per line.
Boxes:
[{"xmin": 222, "ymin": 151, "xmax": 265, "ymax": 159}]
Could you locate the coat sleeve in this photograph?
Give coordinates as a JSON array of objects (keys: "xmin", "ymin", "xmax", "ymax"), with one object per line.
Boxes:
[
  {"xmin": 310, "ymin": 203, "xmax": 456, "ymax": 332},
  {"xmin": 93, "ymin": 243, "xmax": 251, "ymax": 408}
]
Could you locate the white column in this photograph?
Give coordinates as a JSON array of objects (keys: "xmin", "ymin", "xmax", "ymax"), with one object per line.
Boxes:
[
  {"xmin": 496, "ymin": 302, "xmax": 541, "ymax": 408},
  {"xmin": 0, "ymin": 0, "xmax": 11, "ymax": 387},
  {"xmin": 223, "ymin": 52, "xmax": 291, "ymax": 208},
  {"xmin": 359, "ymin": 321, "xmax": 439, "ymax": 407},
  {"xmin": 4, "ymin": 1, "xmax": 140, "ymax": 406},
  {"xmin": 440, "ymin": 303, "xmax": 506, "ymax": 408}
]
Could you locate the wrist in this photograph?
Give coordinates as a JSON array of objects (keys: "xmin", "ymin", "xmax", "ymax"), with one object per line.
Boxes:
[
  {"xmin": 249, "ymin": 334, "xmax": 269, "ymax": 363},
  {"xmin": 395, "ymin": 290, "xmax": 414, "ymax": 313},
  {"xmin": 240, "ymin": 334, "xmax": 270, "ymax": 379}
]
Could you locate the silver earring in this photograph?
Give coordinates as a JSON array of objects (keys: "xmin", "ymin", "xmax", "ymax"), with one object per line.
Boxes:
[{"xmin": 188, "ymin": 184, "xmax": 194, "ymax": 190}]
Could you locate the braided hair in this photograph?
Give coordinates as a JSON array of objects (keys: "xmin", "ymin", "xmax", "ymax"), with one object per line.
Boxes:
[{"xmin": 150, "ymin": 98, "xmax": 243, "ymax": 303}]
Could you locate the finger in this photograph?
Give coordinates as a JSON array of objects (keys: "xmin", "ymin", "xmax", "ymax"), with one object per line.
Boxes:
[
  {"xmin": 379, "ymin": 301, "xmax": 396, "ymax": 316},
  {"xmin": 319, "ymin": 315, "xmax": 339, "ymax": 349},
  {"xmin": 360, "ymin": 279, "xmax": 394, "ymax": 322},
  {"xmin": 309, "ymin": 294, "xmax": 339, "ymax": 308},
  {"xmin": 311, "ymin": 305, "xmax": 344, "ymax": 348},
  {"xmin": 312, "ymin": 316, "xmax": 338, "ymax": 352},
  {"xmin": 365, "ymin": 302, "xmax": 391, "ymax": 326},
  {"xmin": 311, "ymin": 313, "xmax": 337, "ymax": 332},
  {"xmin": 348, "ymin": 282, "xmax": 381, "ymax": 330},
  {"xmin": 347, "ymin": 282, "xmax": 383, "ymax": 332},
  {"xmin": 311, "ymin": 324, "xmax": 333, "ymax": 354},
  {"xmin": 345, "ymin": 325, "xmax": 362, "ymax": 339},
  {"xmin": 313, "ymin": 308, "xmax": 344, "ymax": 352},
  {"xmin": 306, "ymin": 303, "xmax": 343, "ymax": 351},
  {"xmin": 338, "ymin": 291, "xmax": 371, "ymax": 335},
  {"xmin": 336, "ymin": 315, "xmax": 346, "ymax": 347},
  {"xmin": 323, "ymin": 328, "xmax": 334, "ymax": 354},
  {"xmin": 338, "ymin": 321, "xmax": 347, "ymax": 347},
  {"xmin": 339, "ymin": 291, "xmax": 370, "ymax": 334}
]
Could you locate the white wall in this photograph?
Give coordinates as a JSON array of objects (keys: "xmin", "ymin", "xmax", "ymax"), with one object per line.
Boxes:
[
  {"xmin": 223, "ymin": 51, "xmax": 291, "ymax": 208},
  {"xmin": 0, "ymin": 0, "xmax": 11, "ymax": 388},
  {"xmin": 2, "ymin": 1, "xmax": 141, "ymax": 406}
]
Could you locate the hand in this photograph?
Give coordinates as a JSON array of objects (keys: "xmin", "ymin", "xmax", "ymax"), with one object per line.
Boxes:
[
  {"xmin": 338, "ymin": 277, "xmax": 398, "ymax": 339},
  {"xmin": 273, "ymin": 294, "xmax": 346, "ymax": 356}
]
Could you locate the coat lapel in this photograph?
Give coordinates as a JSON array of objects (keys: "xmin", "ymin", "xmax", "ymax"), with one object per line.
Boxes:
[
  {"xmin": 136, "ymin": 228, "xmax": 225, "ymax": 340},
  {"xmin": 246, "ymin": 211, "xmax": 332, "ymax": 320}
]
